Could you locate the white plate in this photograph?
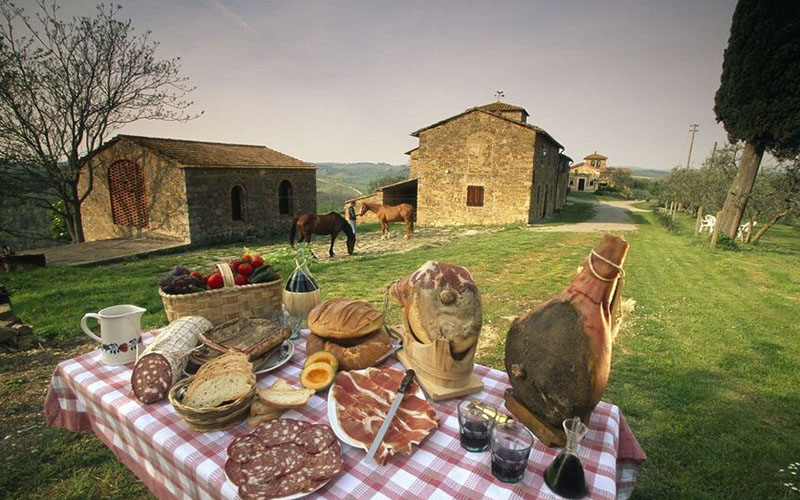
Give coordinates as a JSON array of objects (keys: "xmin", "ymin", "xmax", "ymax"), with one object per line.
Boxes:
[
  {"xmin": 254, "ymin": 340, "xmax": 295, "ymax": 376},
  {"xmin": 327, "ymin": 368, "xmax": 426, "ymax": 451}
]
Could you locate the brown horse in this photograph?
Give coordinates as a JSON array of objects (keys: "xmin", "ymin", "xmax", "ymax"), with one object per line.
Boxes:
[
  {"xmin": 290, "ymin": 212, "xmax": 355, "ymax": 257},
  {"xmin": 358, "ymin": 202, "xmax": 415, "ymax": 239}
]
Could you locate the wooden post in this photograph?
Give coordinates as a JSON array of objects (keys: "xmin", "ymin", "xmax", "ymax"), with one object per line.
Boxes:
[
  {"xmin": 671, "ymin": 202, "xmax": 677, "ymax": 221},
  {"xmin": 695, "ymin": 206, "xmax": 704, "ymax": 236},
  {"xmin": 710, "ymin": 211, "xmax": 722, "ymax": 248}
]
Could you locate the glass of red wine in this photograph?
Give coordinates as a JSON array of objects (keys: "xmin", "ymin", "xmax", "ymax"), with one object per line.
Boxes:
[
  {"xmin": 457, "ymin": 400, "xmax": 495, "ymax": 452},
  {"xmin": 490, "ymin": 421, "xmax": 534, "ymax": 483}
]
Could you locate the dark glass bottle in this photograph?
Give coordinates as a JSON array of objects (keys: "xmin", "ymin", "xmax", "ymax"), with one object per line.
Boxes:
[{"xmin": 544, "ymin": 417, "xmax": 588, "ymax": 499}]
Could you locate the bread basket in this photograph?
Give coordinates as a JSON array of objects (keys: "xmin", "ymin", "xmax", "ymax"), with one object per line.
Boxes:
[
  {"xmin": 168, "ymin": 375, "xmax": 256, "ymax": 432},
  {"xmin": 160, "ymin": 262, "xmax": 282, "ymax": 326}
]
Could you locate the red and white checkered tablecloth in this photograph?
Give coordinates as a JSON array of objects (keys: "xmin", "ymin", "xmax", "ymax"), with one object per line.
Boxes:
[{"xmin": 45, "ymin": 331, "xmax": 646, "ymax": 500}]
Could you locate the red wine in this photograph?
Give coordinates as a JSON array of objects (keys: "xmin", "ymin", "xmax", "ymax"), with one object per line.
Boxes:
[
  {"xmin": 491, "ymin": 447, "xmax": 528, "ymax": 483},
  {"xmin": 544, "ymin": 453, "xmax": 587, "ymax": 498},
  {"xmin": 460, "ymin": 421, "xmax": 490, "ymax": 452}
]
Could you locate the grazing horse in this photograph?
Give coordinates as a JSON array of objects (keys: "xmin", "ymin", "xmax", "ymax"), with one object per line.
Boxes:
[
  {"xmin": 358, "ymin": 202, "xmax": 415, "ymax": 239},
  {"xmin": 290, "ymin": 212, "xmax": 355, "ymax": 257}
]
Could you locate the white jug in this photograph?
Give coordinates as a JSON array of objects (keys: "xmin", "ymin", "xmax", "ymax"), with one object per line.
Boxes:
[{"xmin": 81, "ymin": 305, "xmax": 146, "ymax": 365}]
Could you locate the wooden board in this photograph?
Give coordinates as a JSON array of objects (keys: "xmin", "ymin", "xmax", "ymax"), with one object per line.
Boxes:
[
  {"xmin": 396, "ymin": 348, "xmax": 483, "ymax": 402},
  {"xmin": 504, "ymin": 388, "xmax": 566, "ymax": 448}
]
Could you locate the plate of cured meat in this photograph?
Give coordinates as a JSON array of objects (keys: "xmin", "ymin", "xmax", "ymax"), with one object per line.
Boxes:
[
  {"xmin": 225, "ymin": 418, "xmax": 342, "ymax": 500},
  {"xmin": 327, "ymin": 367, "xmax": 439, "ymax": 465}
]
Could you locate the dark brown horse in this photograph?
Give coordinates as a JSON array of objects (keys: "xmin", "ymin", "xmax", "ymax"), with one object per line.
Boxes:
[
  {"xmin": 290, "ymin": 212, "xmax": 355, "ymax": 257},
  {"xmin": 358, "ymin": 202, "xmax": 415, "ymax": 239}
]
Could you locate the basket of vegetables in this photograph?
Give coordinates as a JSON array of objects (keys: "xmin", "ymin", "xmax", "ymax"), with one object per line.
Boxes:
[{"xmin": 158, "ymin": 253, "xmax": 282, "ymax": 326}]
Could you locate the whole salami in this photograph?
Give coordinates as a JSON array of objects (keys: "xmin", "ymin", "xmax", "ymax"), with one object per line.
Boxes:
[{"xmin": 131, "ymin": 316, "xmax": 212, "ymax": 403}]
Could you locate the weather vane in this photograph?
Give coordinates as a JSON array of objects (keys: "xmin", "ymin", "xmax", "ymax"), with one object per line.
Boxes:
[{"xmin": 494, "ymin": 90, "xmax": 505, "ymax": 102}]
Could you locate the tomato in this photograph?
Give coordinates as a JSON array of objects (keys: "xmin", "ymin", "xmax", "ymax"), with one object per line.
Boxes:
[
  {"xmin": 229, "ymin": 259, "xmax": 241, "ymax": 272},
  {"xmin": 241, "ymin": 254, "xmax": 253, "ymax": 264},
  {"xmin": 234, "ymin": 273, "xmax": 248, "ymax": 286},
  {"xmin": 251, "ymin": 255, "xmax": 264, "ymax": 268},
  {"xmin": 207, "ymin": 273, "xmax": 224, "ymax": 289},
  {"xmin": 238, "ymin": 263, "xmax": 254, "ymax": 276}
]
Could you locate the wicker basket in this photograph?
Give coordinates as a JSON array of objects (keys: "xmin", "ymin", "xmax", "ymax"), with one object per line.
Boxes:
[
  {"xmin": 168, "ymin": 375, "xmax": 256, "ymax": 432},
  {"xmin": 160, "ymin": 263, "xmax": 282, "ymax": 326}
]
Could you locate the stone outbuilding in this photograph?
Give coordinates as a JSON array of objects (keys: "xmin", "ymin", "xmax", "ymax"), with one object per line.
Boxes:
[
  {"xmin": 402, "ymin": 101, "xmax": 570, "ymax": 226},
  {"xmin": 79, "ymin": 135, "xmax": 315, "ymax": 244}
]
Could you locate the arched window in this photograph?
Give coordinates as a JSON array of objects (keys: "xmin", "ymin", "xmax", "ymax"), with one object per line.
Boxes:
[
  {"xmin": 108, "ymin": 159, "xmax": 149, "ymax": 228},
  {"xmin": 231, "ymin": 185, "xmax": 244, "ymax": 221},
  {"xmin": 279, "ymin": 180, "xmax": 293, "ymax": 215}
]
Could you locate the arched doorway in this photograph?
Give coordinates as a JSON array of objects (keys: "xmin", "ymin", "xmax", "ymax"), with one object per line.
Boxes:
[
  {"xmin": 231, "ymin": 185, "xmax": 245, "ymax": 221},
  {"xmin": 108, "ymin": 159, "xmax": 149, "ymax": 228},
  {"xmin": 279, "ymin": 180, "xmax": 293, "ymax": 215}
]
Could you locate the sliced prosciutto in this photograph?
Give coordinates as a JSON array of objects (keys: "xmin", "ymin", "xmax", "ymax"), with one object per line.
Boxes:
[{"xmin": 332, "ymin": 367, "xmax": 438, "ymax": 464}]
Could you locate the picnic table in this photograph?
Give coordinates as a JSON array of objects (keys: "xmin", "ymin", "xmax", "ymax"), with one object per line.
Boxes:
[{"xmin": 45, "ymin": 331, "xmax": 646, "ymax": 500}]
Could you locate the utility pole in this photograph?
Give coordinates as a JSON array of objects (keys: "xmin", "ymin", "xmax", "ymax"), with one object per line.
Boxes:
[
  {"xmin": 686, "ymin": 123, "xmax": 699, "ymax": 168},
  {"xmin": 711, "ymin": 141, "xmax": 717, "ymax": 162}
]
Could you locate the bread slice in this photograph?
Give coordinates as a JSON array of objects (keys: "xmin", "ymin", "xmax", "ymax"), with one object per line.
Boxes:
[
  {"xmin": 247, "ymin": 413, "xmax": 280, "ymax": 427},
  {"xmin": 250, "ymin": 398, "xmax": 284, "ymax": 417},
  {"xmin": 184, "ymin": 371, "xmax": 254, "ymax": 408},
  {"xmin": 257, "ymin": 386, "xmax": 314, "ymax": 408}
]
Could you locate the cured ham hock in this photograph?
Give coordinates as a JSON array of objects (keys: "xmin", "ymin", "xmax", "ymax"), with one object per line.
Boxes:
[{"xmin": 505, "ymin": 234, "xmax": 629, "ymax": 439}]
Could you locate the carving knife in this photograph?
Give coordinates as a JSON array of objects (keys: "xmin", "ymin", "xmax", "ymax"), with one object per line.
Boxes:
[{"xmin": 364, "ymin": 369, "xmax": 415, "ymax": 465}]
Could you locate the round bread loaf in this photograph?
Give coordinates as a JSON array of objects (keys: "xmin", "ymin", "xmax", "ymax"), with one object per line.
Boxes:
[
  {"xmin": 307, "ymin": 298, "xmax": 384, "ymax": 339},
  {"xmin": 306, "ymin": 329, "xmax": 392, "ymax": 371}
]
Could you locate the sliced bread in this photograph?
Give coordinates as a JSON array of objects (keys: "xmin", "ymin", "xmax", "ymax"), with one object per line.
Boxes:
[
  {"xmin": 183, "ymin": 371, "xmax": 254, "ymax": 408},
  {"xmin": 257, "ymin": 385, "xmax": 314, "ymax": 408}
]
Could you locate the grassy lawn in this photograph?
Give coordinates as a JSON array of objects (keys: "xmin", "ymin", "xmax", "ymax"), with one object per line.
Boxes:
[
  {"xmin": 537, "ymin": 200, "xmax": 596, "ymax": 225},
  {"xmin": 1, "ymin": 208, "xmax": 799, "ymax": 499}
]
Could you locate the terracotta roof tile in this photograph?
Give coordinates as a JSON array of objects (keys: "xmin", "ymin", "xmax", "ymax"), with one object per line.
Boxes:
[
  {"xmin": 115, "ymin": 135, "xmax": 313, "ymax": 169},
  {"xmin": 476, "ymin": 102, "xmax": 529, "ymax": 115}
]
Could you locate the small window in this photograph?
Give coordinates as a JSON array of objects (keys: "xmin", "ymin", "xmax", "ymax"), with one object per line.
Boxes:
[
  {"xmin": 231, "ymin": 185, "xmax": 244, "ymax": 221},
  {"xmin": 279, "ymin": 180, "xmax": 293, "ymax": 215},
  {"xmin": 467, "ymin": 186, "xmax": 484, "ymax": 207},
  {"xmin": 569, "ymin": 179, "xmax": 574, "ymax": 185}
]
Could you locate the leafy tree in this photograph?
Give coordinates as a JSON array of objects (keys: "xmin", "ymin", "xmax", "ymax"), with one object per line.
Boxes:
[
  {"xmin": 0, "ymin": 1, "xmax": 198, "ymax": 242},
  {"xmin": 713, "ymin": 0, "xmax": 800, "ymax": 238}
]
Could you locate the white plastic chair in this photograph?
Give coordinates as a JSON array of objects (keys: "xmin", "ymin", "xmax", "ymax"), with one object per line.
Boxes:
[
  {"xmin": 737, "ymin": 221, "xmax": 757, "ymax": 241},
  {"xmin": 699, "ymin": 214, "xmax": 716, "ymax": 233}
]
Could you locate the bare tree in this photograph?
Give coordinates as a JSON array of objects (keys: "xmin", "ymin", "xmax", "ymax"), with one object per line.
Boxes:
[{"xmin": 0, "ymin": 1, "xmax": 199, "ymax": 242}]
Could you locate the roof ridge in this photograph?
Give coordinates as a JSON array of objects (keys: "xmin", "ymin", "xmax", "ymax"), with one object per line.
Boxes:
[{"xmin": 118, "ymin": 134, "xmax": 271, "ymax": 149}]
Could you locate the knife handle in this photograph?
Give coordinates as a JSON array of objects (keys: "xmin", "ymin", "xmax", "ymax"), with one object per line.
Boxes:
[{"xmin": 399, "ymin": 369, "xmax": 415, "ymax": 393}]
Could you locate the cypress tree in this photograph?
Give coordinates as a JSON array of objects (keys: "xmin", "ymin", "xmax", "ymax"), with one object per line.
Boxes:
[{"xmin": 714, "ymin": 0, "xmax": 800, "ymax": 238}]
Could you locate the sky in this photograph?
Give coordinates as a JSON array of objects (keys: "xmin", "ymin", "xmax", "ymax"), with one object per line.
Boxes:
[{"xmin": 20, "ymin": 0, "xmax": 738, "ymax": 169}]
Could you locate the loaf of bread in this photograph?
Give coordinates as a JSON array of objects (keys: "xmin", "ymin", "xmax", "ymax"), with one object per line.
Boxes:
[
  {"xmin": 307, "ymin": 298, "xmax": 384, "ymax": 339},
  {"xmin": 306, "ymin": 329, "xmax": 392, "ymax": 371}
]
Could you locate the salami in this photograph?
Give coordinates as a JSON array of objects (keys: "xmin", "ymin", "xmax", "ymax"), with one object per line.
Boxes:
[
  {"xmin": 294, "ymin": 424, "xmax": 336, "ymax": 454},
  {"xmin": 255, "ymin": 418, "xmax": 309, "ymax": 447},
  {"xmin": 131, "ymin": 316, "xmax": 212, "ymax": 403},
  {"xmin": 225, "ymin": 418, "xmax": 342, "ymax": 498},
  {"xmin": 303, "ymin": 441, "xmax": 343, "ymax": 480},
  {"xmin": 227, "ymin": 434, "xmax": 266, "ymax": 464}
]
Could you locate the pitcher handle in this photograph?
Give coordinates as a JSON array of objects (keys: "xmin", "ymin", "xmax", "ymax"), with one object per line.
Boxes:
[{"xmin": 80, "ymin": 313, "xmax": 103, "ymax": 343}]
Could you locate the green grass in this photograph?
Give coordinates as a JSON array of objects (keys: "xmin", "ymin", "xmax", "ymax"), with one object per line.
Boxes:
[
  {"xmin": 569, "ymin": 191, "xmax": 629, "ymax": 202},
  {"xmin": 2, "ymin": 211, "xmax": 800, "ymax": 499},
  {"xmin": 538, "ymin": 201, "xmax": 596, "ymax": 225}
]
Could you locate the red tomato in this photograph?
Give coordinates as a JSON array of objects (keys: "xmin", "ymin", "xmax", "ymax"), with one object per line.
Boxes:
[
  {"xmin": 234, "ymin": 273, "xmax": 248, "ymax": 286},
  {"xmin": 189, "ymin": 271, "xmax": 204, "ymax": 279},
  {"xmin": 251, "ymin": 255, "xmax": 264, "ymax": 268},
  {"xmin": 229, "ymin": 259, "xmax": 241, "ymax": 272},
  {"xmin": 241, "ymin": 254, "xmax": 253, "ymax": 264},
  {"xmin": 238, "ymin": 263, "xmax": 254, "ymax": 276},
  {"xmin": 207, "ymin": 273, "xmax": 224, "ymax": 289}
]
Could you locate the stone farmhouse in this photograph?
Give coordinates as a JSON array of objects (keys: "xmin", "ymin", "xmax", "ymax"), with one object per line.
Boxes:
[
  {"xmin": 347, "ymin": 102, "xmax": 571, "ymax": 226},
  {"xmin": 569, "ymin": 152, "xmax": 607, "ymax": 192},
  {"xmin": 78, "ymin": 135, "xmax": 315, "ymax": 244}
]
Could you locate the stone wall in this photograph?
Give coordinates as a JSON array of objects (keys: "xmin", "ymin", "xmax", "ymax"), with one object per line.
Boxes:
[
  {"xmin": 554, "ymin": 157, "xmax": 571, "ymax": 211},
  {"xmin": 79, "ymin": 139, "xmax": 190, "ymax": 242},
  {"xmin": 528, "ymin": 135, "xmax": 563, "ymax": 222},
  {"xmin": 185, "ymin": 167, "xmax": 316, "ymax": 244},
  {"xmin": 343, "ymin": 192, "xmax": 383, "ymax": 224},
  {"xmin": 409, "ymin": 111, "xmax": 537, "ymax": 226}
]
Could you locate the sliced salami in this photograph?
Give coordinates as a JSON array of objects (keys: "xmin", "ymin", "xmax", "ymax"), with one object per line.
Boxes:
[
  {"xmin": 303, "ymin": 441, "xmax": 343, "ymax": 480},
  {"xmin": 238, "ymin": 481, "xmax": 275, "ymax": 500},
  {"xmin": 224, "ymin": 458, "xmax": 247, "ymax": 485},
  {"xmin": 227, "ymin": 434, "xmax": 266, "ymax": 464},
  {"xmin": 255, "ymin": 418, "xmax": 309, "ymax": 447},
  {"xmin": 131, "ymin": 353, "xmax": 172, "ymax": 403},
  {"xmin": 294, "ymin": 424, "xmax": 336, "ymax": 454},
  {"xmin": 239, "ymin": 444, "xmax": 304, "ymax": 481}
]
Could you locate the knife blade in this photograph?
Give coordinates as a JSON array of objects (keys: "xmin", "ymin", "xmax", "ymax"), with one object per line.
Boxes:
[{"xmin": 364, "ymin": 369, "xmax": 415, "ymax": 465}]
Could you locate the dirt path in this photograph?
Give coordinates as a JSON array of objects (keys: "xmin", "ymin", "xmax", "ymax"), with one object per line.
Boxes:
[{"xmin": 528, "ymin": 198, "xmax": 644, "ymax": 233}]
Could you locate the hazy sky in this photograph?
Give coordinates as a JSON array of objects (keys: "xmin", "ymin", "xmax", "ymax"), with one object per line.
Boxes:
[{"xmin": 23, "ymin": 0, "xmax": 737, "ymax": 169}]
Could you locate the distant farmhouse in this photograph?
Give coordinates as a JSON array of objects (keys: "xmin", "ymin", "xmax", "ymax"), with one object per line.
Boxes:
[
  {"xmin": 348, "ymin": 101, "xmax": 571, "ymax": 225},
  {"xmin": 568, "ymin": 152, "xmax": 632, "ymax": 192},
  {"xmin": 79, "ymin": 135, "xmax": 315, "ymax": 244}
]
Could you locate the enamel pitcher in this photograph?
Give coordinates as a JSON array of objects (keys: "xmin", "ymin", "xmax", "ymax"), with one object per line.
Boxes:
[{"xmin": 81, "ymin": 305, "xmax": 146, "ymax": 365}]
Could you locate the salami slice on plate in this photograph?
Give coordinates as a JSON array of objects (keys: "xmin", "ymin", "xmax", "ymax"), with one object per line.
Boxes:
[{"xmin": 294, "ymin": 424, "xmax": 336, "ymax": 454}]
